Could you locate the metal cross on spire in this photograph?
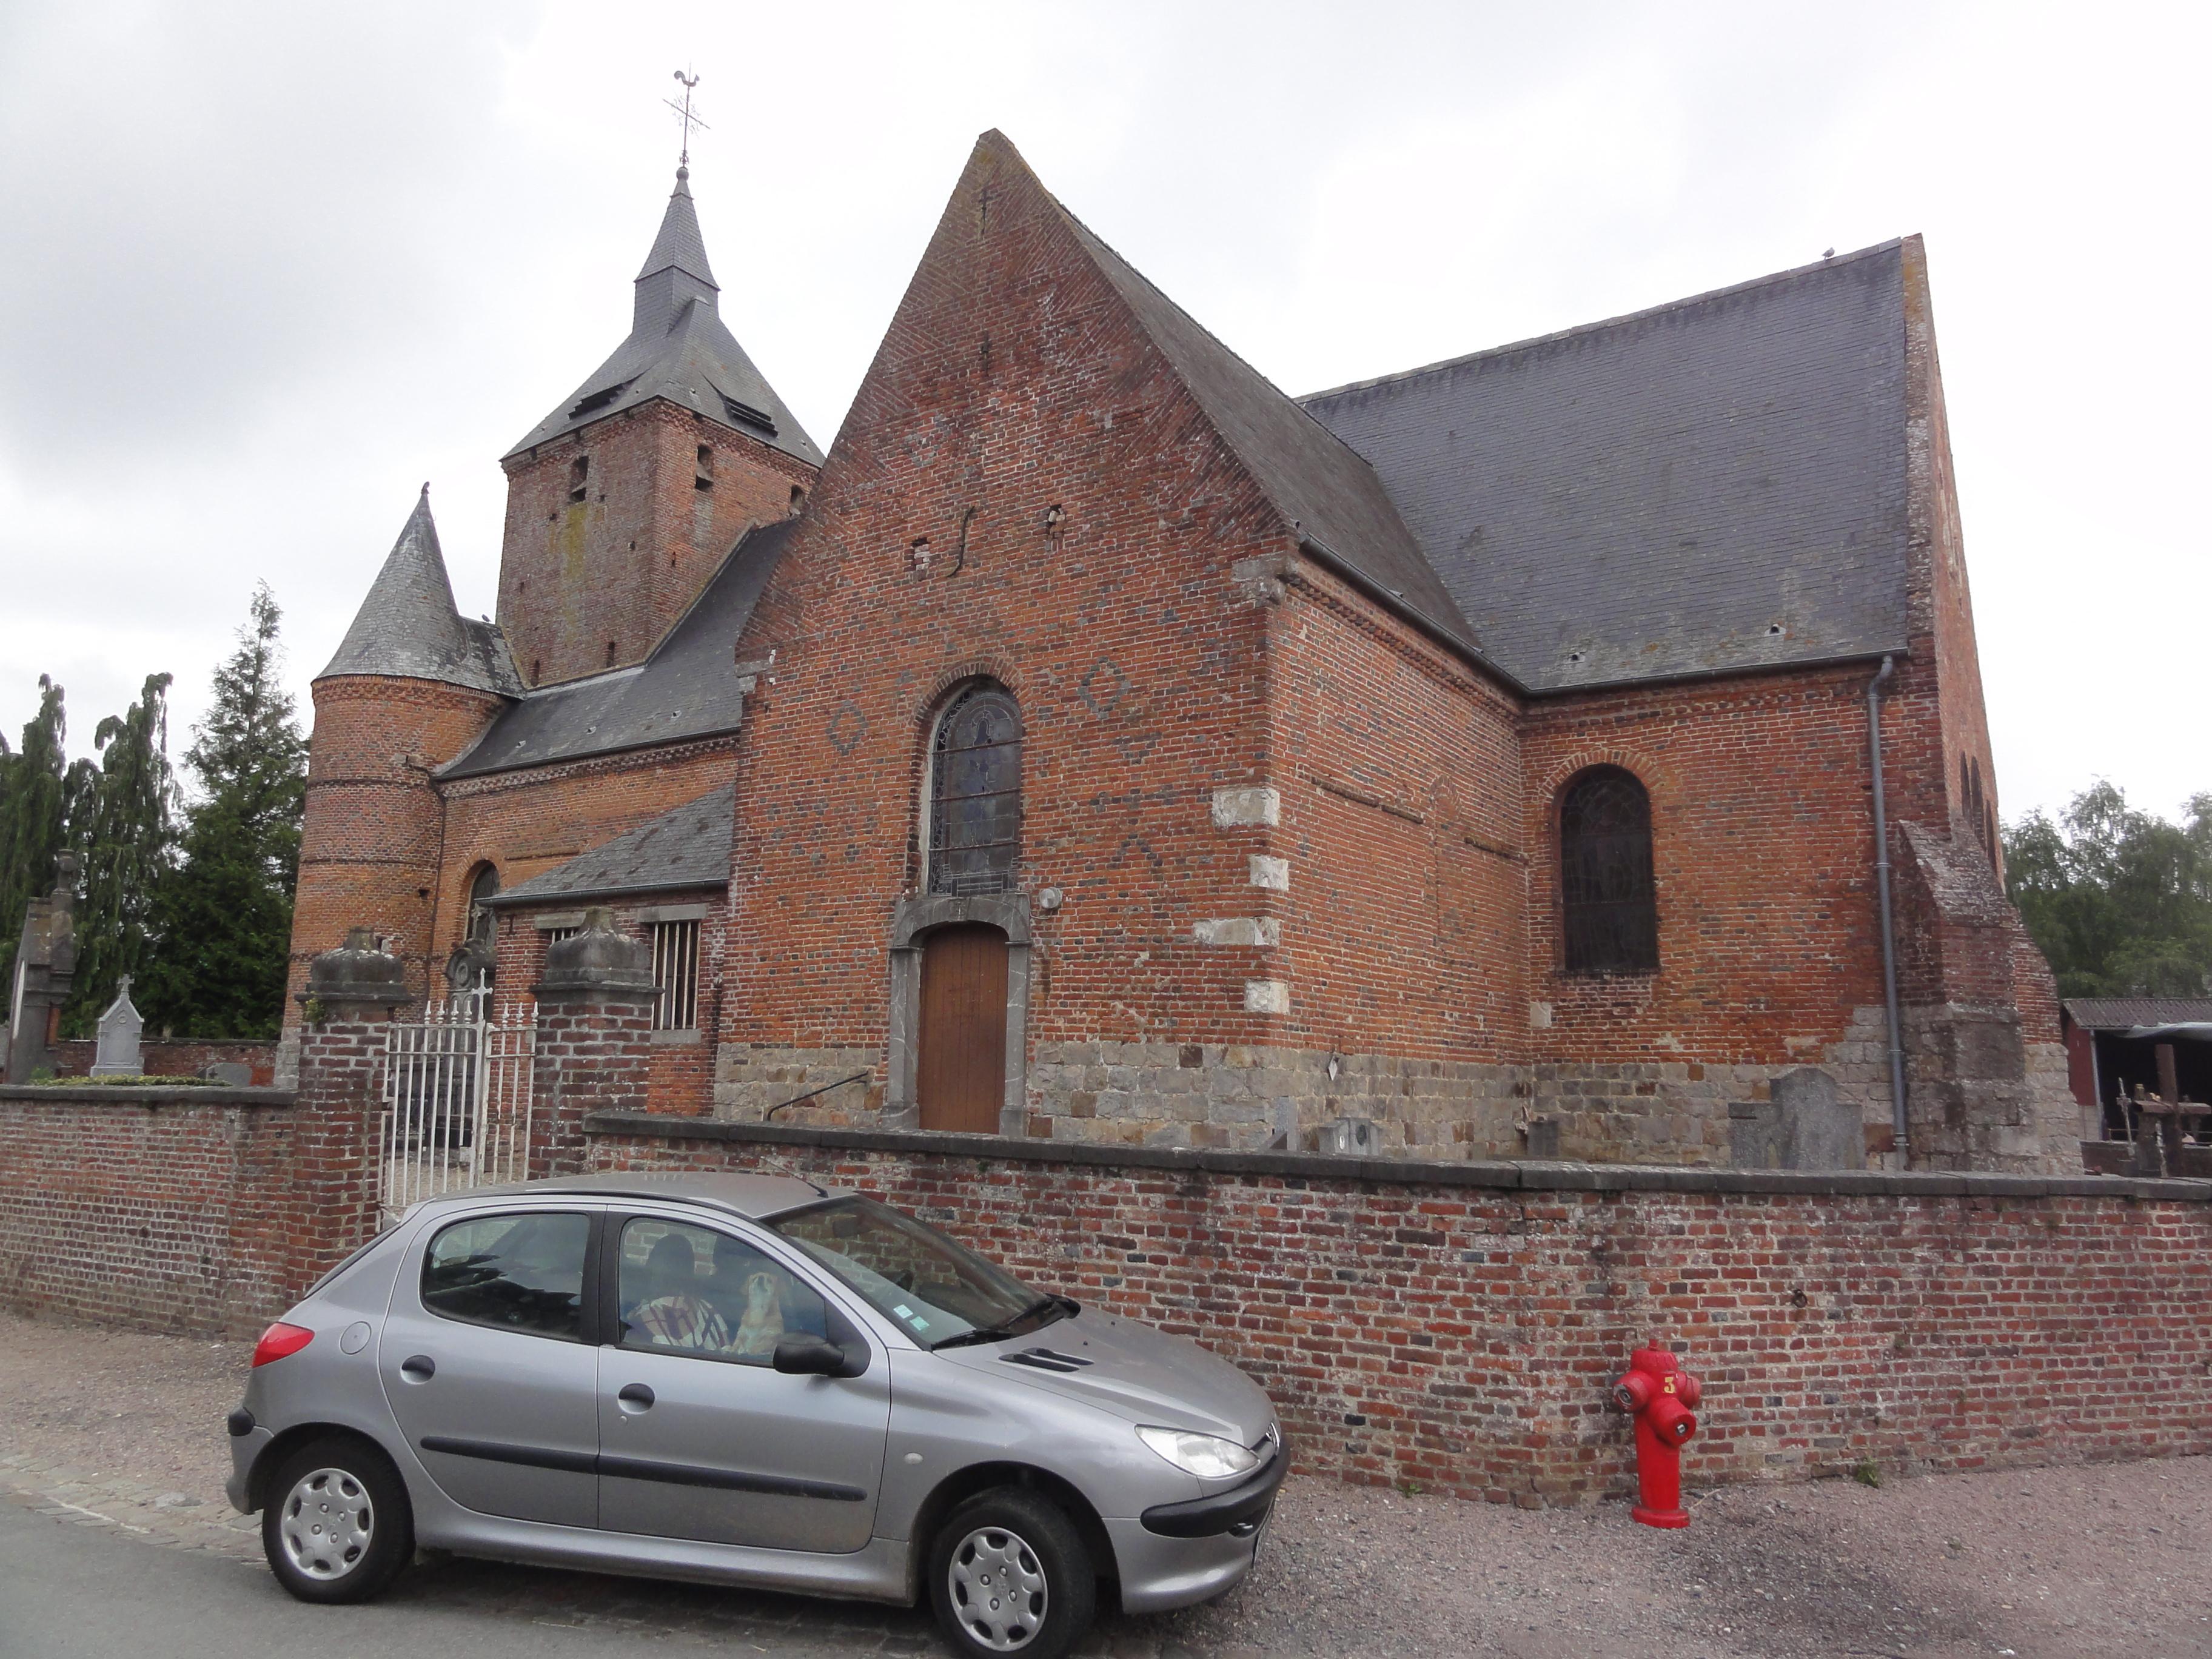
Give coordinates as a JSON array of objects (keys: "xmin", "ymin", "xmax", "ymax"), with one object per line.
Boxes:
[{"xmin": 665, "ymin": 69, "xmax": 709, "ymax": 168}]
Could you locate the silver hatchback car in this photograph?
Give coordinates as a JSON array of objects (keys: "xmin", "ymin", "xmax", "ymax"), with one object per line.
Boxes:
[{"xmin": 226, "ymin": 1173, "xmax": 1282, "ymax": 1658}]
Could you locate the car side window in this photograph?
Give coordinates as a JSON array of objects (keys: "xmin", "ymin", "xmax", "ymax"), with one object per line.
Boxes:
[
  {"xmin": 617, "ymin": 1218, "xmax": 829, "ymax": 1366},
  {"xmin": 421, "ymin": 1211, "xmax": 591, "ymax": 1341}
]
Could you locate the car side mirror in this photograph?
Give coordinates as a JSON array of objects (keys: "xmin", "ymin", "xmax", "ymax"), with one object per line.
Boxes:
[{"xmin": 773, "ymin": 1333, "xmax": 864, "ymax": 1378}]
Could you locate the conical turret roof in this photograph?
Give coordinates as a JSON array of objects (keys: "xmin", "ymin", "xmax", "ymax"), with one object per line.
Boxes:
[
  {"xmin": 319, "ymin": 488, "xmax": 520, "ymax": 693},
  {"xmin": 505, "ymin": 167, "xmax": 820, "ymax": 466}
]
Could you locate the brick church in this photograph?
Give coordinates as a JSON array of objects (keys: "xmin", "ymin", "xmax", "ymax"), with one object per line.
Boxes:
[{"xmin": 288, "ymin": 131, "xmax": 2080, "ymax": 1173}]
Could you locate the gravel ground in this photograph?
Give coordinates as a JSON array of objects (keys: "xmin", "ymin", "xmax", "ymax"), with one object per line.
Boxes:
[{"xmin": 2, "ymin": 1309, "xmax": 2205, "ymax": 1658}]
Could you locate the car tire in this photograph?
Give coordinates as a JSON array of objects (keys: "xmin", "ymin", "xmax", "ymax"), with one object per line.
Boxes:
[
  {"xmin": 260, "ymin": 1436, "xmax": 413, "ymax": 1604},
  {"xmin": 928, "ymin": 1488, "xmax": 1095, "ymax": 1659}
]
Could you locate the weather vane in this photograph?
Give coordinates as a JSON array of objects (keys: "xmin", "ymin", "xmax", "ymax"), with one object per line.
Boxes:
[{"xmin": 665, "ymin": 69, "xmax": 709, "ymax": 168}]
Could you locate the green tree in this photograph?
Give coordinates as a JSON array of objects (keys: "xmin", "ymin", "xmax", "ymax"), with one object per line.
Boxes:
[
  {"xmin": 139, "ymin": 586, "xmax": 308, "ymax": 1038},
  {"xmin": 0, "ymin": 676, "xmax": 75, "ymax": 988},
  {"xmin": 62, "ymin": 672, "xmax": 176, "ymax": 1033},
  {"xmin": 2005, "ymin": 782, "xmax": 2212, "ymax": 999}
]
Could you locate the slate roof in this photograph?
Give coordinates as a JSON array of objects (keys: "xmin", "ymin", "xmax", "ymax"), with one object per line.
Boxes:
[
  {"xmin": 487, "ymin": 785, "xmax": 733, "ymax": 907},
  {"xmin": 505, "ymin": 167, "xmax": 822, "ymax": 468},
  {"xmin": 440, "ymin": 518, "xmax": 797, "ymax": 779},
  {"xmin": 2062, "ymin": 997, "xmax": 2212, "ymax": 1031},
  {"xmin": 319, "ymin": 488, "xmax": 522, "ymax": 693},
  {"xmin": 1053, "ymin": 196, "xmax": 1482, "ymax": 659},
  {"xmin": 1301, "ymin": 242, "xmax": 1912, "ymax": 692}
]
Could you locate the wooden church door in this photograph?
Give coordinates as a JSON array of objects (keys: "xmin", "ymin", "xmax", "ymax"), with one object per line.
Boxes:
[{"xmin": 917, "ymin": 924, "xmax": 1009, "ymax": 1133}]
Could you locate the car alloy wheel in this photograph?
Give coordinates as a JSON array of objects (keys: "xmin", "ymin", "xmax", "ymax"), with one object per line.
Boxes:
[
  {"xmin": 947, "ymin": 1524, "xmax": 1050, "ymax": 1651},
  {"xmin": 278, "ymin": 1466, "xmax": 375, "ymax": 1581}
]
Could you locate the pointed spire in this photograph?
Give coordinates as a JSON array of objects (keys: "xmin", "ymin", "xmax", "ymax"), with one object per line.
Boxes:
[
  {"xmin": 319, "ymin": 488, "xmax": 514, "ymax": 692},
  {"xmin": 637, "ymin": 166, "xmax": 717, "ymax": 287},
  {"xmin": 504, "ymin": 167, "xmax": 820, "ymax": 465}
]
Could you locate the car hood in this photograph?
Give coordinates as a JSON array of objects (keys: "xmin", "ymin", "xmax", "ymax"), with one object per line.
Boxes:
[{"xmin": 932, "ymin": 1308, "xmax": 1275, "ymax": 1446}]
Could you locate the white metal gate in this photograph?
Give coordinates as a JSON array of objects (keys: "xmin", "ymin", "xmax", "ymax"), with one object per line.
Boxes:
[{"xmin": 379, "ymin": 985, "xmax": 536, "ymax": 1224}]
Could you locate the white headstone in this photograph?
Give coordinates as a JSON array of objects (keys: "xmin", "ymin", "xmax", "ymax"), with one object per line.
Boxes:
[{"xmin": 89, "ymin": 976, "xmax": 144, "ymax": 1078}]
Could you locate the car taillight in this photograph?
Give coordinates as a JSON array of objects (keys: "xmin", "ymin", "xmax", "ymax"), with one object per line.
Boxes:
[{"xmin": 251, "ymin": 1322, "xmax": 315, "ymax": 1367}]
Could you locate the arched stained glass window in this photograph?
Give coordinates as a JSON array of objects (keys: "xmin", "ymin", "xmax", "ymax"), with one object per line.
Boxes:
[
  {"xmin": 1560, "ymin": 767, "xmax": 1658, "ymax": 975},
  {"xmin": 928, "ymin": 683, "xmax": 1022, "ymax": 896}
]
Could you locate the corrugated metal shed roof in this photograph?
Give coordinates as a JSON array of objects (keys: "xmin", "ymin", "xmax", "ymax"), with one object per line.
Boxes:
[
  {"xmin": 1301, "ymin": 242, "xmax": 1912, "ymax": 692},
  {"xmin": 2062, "ymin": 997, "xmax": 2212, "ymax": 1031}
]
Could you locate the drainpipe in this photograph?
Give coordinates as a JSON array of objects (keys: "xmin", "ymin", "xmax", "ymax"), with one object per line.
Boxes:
[{"xmin": 1866, "ymin": 656, "xmax": 1908, "ymax": 1162}]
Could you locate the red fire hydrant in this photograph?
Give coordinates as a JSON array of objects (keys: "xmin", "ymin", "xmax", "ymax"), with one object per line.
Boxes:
[{"xmin": 1610, "ymin": 1343, "xmax": 1702, "ymax": 1529}]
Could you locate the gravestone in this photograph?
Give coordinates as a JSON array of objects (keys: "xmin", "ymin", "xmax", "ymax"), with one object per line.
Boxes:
[
  {"xmin": 1729, "ymin": 1067, "xmax": 1863, "ymax": 1170},
  {"xmin": 89, "ymin": 976, "xmax": 144, "ymax": 1078},
  {"xmin": 202, "ymin": 1061, "xmax": 253, "ymax": 1086}
]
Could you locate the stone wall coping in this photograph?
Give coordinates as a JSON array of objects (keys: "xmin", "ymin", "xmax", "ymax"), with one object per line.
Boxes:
[
  {"xmin": 578, "ymin": 1112, "xmax": 2212, "ymax": 1203},
  {"xmin": 0, "ymin": 1083, "xmax": 296, "ymax": 1108}
]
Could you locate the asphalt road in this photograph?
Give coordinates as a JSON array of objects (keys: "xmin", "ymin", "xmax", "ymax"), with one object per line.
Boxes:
[{"xmin": 0, "ymin": 1500, "xmax": 937, "ymax": 1658}]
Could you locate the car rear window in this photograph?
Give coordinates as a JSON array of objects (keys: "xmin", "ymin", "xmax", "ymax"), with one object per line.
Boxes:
[{"xmin": 421, "ymin": 1211, "xmax": 590, "ymax": 1340}]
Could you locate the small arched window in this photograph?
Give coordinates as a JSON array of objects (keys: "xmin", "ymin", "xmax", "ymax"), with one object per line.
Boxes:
[
  {"xmin": 928, "ymin": 682, "xmax": 1022, "ymax": 896},
  {"xmin": 464, "ymin": 865, "xmax": 500, "ymax": 951},
  {"xmin": 1560, "ymin": 766, "xmax": 1658, "ymax": 975}
]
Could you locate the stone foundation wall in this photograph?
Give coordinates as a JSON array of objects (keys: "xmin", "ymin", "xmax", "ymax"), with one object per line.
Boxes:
[{"xmin": 713, "ymin": 1044, "xmax": 882, "ymax": 1122}]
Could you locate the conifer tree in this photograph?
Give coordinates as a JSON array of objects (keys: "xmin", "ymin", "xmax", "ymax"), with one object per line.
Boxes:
[
  {"xmin": 0, "ymin": 677, "xmax": 73, "ymax": 988},
  {"xmin": 63, "ymin": 673, "xmax": 176, "ymax": 1033},
  {"xmin": 139, "ymin": 586, "xmax": 307, "ymax": 1038}
]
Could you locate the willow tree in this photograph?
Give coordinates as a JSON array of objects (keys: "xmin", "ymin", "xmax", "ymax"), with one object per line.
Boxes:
[{"xmin": 63, "ymin": 673, "xmax": 176, "ymax": 1033}]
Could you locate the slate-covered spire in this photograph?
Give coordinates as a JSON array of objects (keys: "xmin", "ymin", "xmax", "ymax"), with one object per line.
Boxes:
[
  {"xmin": 319, "ymin": 487, "xmax": 518, "ymax": 694},
  {"xmin": 504, "ymin": 167, "xmax": 820, "ymax": 465}
]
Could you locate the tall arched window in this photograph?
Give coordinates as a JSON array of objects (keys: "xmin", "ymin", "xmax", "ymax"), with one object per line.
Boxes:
[
  {"xmin": 1560, "ymin": 766, "xmax": 1658, "ymax": 975},
  {"xmin": 928, "ymin": 682, "xmax": 1022, "ymax": 896}
]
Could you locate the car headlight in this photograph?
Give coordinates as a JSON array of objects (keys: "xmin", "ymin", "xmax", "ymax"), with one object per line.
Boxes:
[{"xmin": 1136, "ymin": 1425, "xmax": 1261, "ymax": 1480}]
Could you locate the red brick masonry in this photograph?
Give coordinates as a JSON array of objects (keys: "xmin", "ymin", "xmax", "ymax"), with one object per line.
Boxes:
[
  {"xmin": 4, "ymin": 1065, "xmax": 2204, "ymax": 1506},
  {"xmin": 589, "ymin": 1117, "xmax": 2212, "ymax": 1504}
]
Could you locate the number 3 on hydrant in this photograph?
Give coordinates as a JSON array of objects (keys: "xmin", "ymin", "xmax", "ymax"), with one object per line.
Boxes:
[{"xmin": 1609, "ymin": 1344, "xmax": 1703, "ymax": 1528}]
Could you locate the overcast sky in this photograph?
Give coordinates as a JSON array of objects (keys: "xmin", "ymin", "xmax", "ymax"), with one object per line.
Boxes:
[{"xmin": 1, "ymin": 1, "xmax": 2204, "ymax": 824}]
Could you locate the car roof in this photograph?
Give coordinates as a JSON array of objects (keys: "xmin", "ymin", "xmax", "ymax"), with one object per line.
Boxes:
[{"xmin": 414, "ymin": 1171, "xmax": 847, "ymax": 1221}]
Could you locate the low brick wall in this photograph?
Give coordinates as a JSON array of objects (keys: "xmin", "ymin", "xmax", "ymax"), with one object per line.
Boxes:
[
  {"xmin": 586, "ymin": 1116, "xmax": 2212, "ymax": 1506},
  {"xmin": 49, "ymin": 1037, "xmax": 280, "ymax": 1085},
  {"xmin": 0, "ymin": 1084, "xmax": 301, "ymax": 1336}
]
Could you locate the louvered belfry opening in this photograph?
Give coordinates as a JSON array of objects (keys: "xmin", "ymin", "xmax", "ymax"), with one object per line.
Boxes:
[
  {"xmin": 927, "ymin": 683, "xmax": 1022, "ymax": 896},
  {"xmin": 1560, "ymin": 766, "xmax": 1660, "ymax": 974}
]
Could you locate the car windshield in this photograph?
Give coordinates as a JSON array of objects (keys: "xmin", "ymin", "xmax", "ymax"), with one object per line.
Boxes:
[{"xmin": 766, "ymin": 1196, "xmax": 1066, "ymax": 1348}]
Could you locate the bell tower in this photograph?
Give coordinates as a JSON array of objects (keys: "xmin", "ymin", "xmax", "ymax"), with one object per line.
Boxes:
[{"xmin": 496, "ymin": 165, "xmax": 822, "ymax": 687}]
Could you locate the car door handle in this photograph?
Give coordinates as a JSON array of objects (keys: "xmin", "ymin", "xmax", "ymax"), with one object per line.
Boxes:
[
  {"xmin": 399, "ymin": 1354, "xmax": 436, "ymax": 1382},
  {"xmin": 617, "ymin": 1382, "xmax": 655, "ymax": 1409}
]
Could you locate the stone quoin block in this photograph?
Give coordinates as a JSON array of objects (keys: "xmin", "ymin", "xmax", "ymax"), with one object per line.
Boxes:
[
  {"xmin": 1245, "ymin": 980, "xmax": 1292, "ymax": 1015},
  {"xmin": 1210, "ymin": 786, "xmax": 1281, "ymax": 828},
  {"xmin": 1193, "ymin": 917, "xmax": 1281, "ymax": 948}
]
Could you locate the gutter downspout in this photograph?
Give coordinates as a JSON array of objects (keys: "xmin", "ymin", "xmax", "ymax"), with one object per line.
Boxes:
[{"xmin": 1866, "ymin": 656, "xmax": 1909, "ymax": 1162}]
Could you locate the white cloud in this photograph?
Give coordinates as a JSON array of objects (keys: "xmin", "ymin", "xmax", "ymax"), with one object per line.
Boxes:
[{"xmin": 0, "ymin": 0, "xmax": 2202, "ymax": 820}]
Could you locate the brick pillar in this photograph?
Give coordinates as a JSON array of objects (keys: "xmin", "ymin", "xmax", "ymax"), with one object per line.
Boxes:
[
  {"xmin": 532, "ymin": 908, "xmax": 656, "ymax": 1177},
  {"xmin": 229, "ymin": 929, "xmax": 412, "ymax": 1325}
]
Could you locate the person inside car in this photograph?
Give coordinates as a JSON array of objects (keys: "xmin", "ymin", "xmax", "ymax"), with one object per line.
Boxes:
[{"xmin": 626, "ymin": 1231, "xmax": 730, "ymax": 1353}]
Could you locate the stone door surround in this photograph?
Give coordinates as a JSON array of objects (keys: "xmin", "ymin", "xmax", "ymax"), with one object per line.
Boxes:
[{"xmin": 884, "ymin": 893, "xmax": 1031, "ymax": 1135}]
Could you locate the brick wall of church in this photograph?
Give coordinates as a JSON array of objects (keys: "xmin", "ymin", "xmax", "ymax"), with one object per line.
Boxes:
[
  {"xmin": 288, "ymin": 675, "xmax": 509, "ymax": 1028},
  {"xmin": 715, "ymin": 134, "xmax": 1299, "ymax": 1129},
  {"xmin": 498, "ymin": 401, "xmax": 816, "ymax": 686},
  {"xmin": 489, "ymin": 883, "xmax": 731, "ymax": 1117}
]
